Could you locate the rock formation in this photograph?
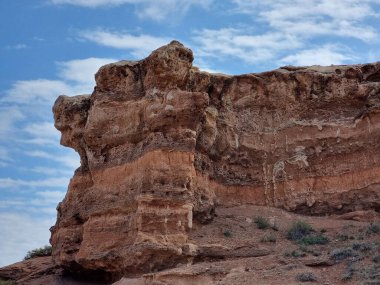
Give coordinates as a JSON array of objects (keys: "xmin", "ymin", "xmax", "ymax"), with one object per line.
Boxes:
[{"xmin": 50, "ymin": 41, "xmax": 380, "ymax": 279}]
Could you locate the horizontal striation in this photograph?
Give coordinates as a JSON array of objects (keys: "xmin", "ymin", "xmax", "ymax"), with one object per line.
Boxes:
[{"xmin": 51, "ymin": 41, "xmax": 380, "ymax": 276}]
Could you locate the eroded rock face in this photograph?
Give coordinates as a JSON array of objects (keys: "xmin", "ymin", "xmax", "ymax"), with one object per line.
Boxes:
[{"xmin": 51, "ymin": 41, "xmax": 380, "ymax": 276}]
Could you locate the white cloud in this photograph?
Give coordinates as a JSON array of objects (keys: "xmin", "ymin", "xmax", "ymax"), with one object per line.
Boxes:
[
  {"xmin": 33, "ymin": 37, "xmax": 45, "ymax": 42},
  {"xmin": 0, "ymin": 200, "xmax": 61, "ymax": 215},
  {"xmin": 193, "ymin": 28, "xmax": 302, "ymax": 63},
  {"xmin": 2, "ymin": 79, "xmax": 77, "ymax": 105},
  {"xmin": 25, "ymin": 150, "xmax": 80, "ymax": 169},
  {"xmin": 193, "ymin": 0, "xmax": 379, "ymax": 68},
  {"xmin": 0, "ymin": 213, "xmax": 54, "ymax": 266},
  {"xmin": 50, "ymin": 0, "xmax": 134, "ymax": 6},
  {"xmin": 280, "ymin": 45, "xmax": 356, "ymax": 66},
  {"xmin": 57, "ymin": 57, "xmax": 116, "ymax": 84},
  {"xmin": 0, "ymin": 146, "xmax": 11, "ymax": 167},
  {"xmin": 0, "ymin": 191, "xmax": 65, "ymax": 211},
  {"xmin": 79, "ymin": 29, "xmax": 170, "ymax": 58},
  {"xmin": 0, "ymin": 107, "xmax": 24, "ymax": 138},
  {"xmin": 31, "ymin": 191, "xmax": 66, "ymax": 207},
  {"xmin": 5, "ymin": 44, "xmax": 28, "ymax": 50},
  {"xmin": 35, "ymin": 190, "xmax": 66, "ymax": 202},
  {"xmin": 232, "ymin": 0, "xmax": 379, "ymax": 42},
  {"xmin": 23, "ymin": 122, "xmax": 60, "ymax": 145},
  {"xmin": 0, "ymin": 200, "xmax": 26, "ymax": 208},
  {"xmin": 3, "ymin": 57, "xmax": 117, "ymax": 105},
  {"xmin": 49, "ymin": 0, "xmax": 213, "ymax": 21},
  {"xmin": 15, "ymin": 121, "xmax": 62, "ymax": 146},
  {"xmin": 0, "ymin": 146, "xmax": 10, "ymax": 161},
  {"xmin": 30, "ymin": 166, "xmax": 73, "ymax": 176},
  {"xmin": 0, "ymin": 177, "xmax": 70, "ymax": 188},
  {"xmin": 133, "ymin": 0, "xmax": 213, "ymax": 21},
  {"xmin": 193, "ymin": 58, "xmax": 226, "ymax": 74}
]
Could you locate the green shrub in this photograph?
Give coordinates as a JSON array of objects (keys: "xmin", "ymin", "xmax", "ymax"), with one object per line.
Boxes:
[
  {"xmin": 223, "ymin": 230, "xmax": 232, "ymax": 238},
  {"xmin": 287, "ymin": 221, "xmax": 314, "ymax": 241},
  {"xmin": 291, "ymin": 250, "xmax": 306, "ymax": 258},
  {"xmin": 359, "ymin": 265, "xmax": 380, "ymax": 283},
  {"xmin": 336, "ymin": 234, "xmax": 349, "ymax": 241},
  {"xmin": 299, "ymin": 234, "xmax": 329, "ymax": 245},
  {"xmin": 261, "ymin": 234, "xmax": 276, "ymax": 243},
  {"xmin": 330, "ymin": 248, "xmax": 354, "ymax": 262},
  {"xmin": 367, "ymin": 223, "xmax": 380, "ymax": 234},
  {"xmin": 284, "ymin": 250, "xmax": 305, "ymax": 258},
  {"xmin": 341, "ymin": 268, "xmax": 354, "ymax": 281},
  {"xmin": 296, "ymin": 272, "xmax": 317, "ymax": 282},
  {"xmin": 342, "ymin": 262, "xmax": 355, "ymax": 281},
  {"xmin": 352, "ymin": 243, "xmax": 372, "ymax": 252},
  {"xmin": 0, "ymin": 280, "xmax": 15, "ymax": 285},
  {"xmin": 24, "ymin": 245, "xmax": 52, "ymax": 260},
  {"xmin": 372, "ymin": 255, "xmax": 380, "ymax": 263},
  {"xmin": 254, "ymin": 216, "xmax": 270, "ymax": 230}
]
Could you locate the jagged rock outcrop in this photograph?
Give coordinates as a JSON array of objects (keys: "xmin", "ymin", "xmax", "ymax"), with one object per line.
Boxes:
[{"xmin": 51, "ymin": 41, "xmax": 380, "ymax": 277}]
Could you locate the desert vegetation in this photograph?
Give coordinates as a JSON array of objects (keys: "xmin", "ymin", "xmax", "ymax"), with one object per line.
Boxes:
[{"xmin": 24, "ymin": 245, "xmax": 52, "ymax": 260}]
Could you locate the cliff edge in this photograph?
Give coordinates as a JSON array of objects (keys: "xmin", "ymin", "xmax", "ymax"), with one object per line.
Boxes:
[{"xmin": 3, "ymin": 41, "xmax": 380, "ymax": 284}]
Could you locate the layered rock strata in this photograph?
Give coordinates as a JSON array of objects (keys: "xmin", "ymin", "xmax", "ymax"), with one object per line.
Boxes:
[{"xmin": 51, "ymin": 41, "xmax": 380, "ymax": 276}]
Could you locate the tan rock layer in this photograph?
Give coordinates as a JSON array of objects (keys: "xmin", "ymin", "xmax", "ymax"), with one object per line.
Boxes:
[{"xmin": 51, "ymin": 41, "xmax": 380, "ymax": 275}]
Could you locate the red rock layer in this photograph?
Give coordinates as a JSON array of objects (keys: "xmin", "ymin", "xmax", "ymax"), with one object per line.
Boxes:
[{"xmin": 51, "ymin": 41, "xmax": 380, "ymax": 275}]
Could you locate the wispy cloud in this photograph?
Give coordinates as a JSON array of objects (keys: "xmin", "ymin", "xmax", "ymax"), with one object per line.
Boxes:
[
  {"xmin": 0, "ymin": 191, "xmax": 65, "ymax": 211},
  {"xmin": 0, "ymin": 177, "xmax": 70, "ymax": 189},
  {"xmin": 29, "ymin": 166, "xmax": 73, "ymax": 176},
  {"xmin": 50, "ymin": 0, "xmax": 135, "ymax": 7},
  {"xmin": 57, "ymin": 57, "xmax": 116, "ymax": 84},
  {"xmin": 193, "ymin": 28, "xmax": 302, "ymax": 64},
  {"xmin": 22, "ymin": 122, "xmax": 60, "ymax": 146},
  {"xmin": 79, "ymin": 29, "xmax": 170, "ymax": 58},
  {"xmin": 3, "ymin": 57, "xmax": 117, "ymax": 106},
  {"xmin": 193, "ymin": 57, "xmax": 227, "ymax": 74},
  {"xmin": 133, "ymin": 0, "xmax": 213, "ymax": 21},
  {"xmin": 30, "ymin": 190, "xmax": 66, "ymax": 207},
  {"xmin": 232, "ymin": 0, "xmax": 380, "ymax": 41},
  {"xmin": 0, "ymin": 146, "xmax": 11, "ymax": 167},
  {"xmin": 0, "ymin": 147, "xmax": 10, "ymax": 160},
  {"xmin": 3, "ymin": 79, "xmax": 77, "ymax": 105},
  {"xmin": 192, "ymin": 0, "xmax": 379, "ymax": 69},
  {"xmin": 0, "ymin": 107, "xmax": 24, "ymax": 138},
  {"xmin": 49, "ymin": 0, "xmax": 213, "ymax": 21},
  {"xmin": 33, "ymin": 36, "xmax": 45, "ymax": 42},
  {"xmin": 5, "ymin": 44, "xmax": 28, "ymax": 50},
  {"xmin": 280, "ymin": 44, "xmax": 356, "ymax": 66},
  {"xmin": 25, "ymin": 150, "xmax": 79, "ymax": 169},
  {"xmin": 35, "ymin": 190, "xmax": 66, "ymax": 202}
]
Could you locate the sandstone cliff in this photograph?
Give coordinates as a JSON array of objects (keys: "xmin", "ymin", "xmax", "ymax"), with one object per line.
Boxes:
[{"xmin": 50, "ymin": 41, "xmax": 380, "ymax": 280}]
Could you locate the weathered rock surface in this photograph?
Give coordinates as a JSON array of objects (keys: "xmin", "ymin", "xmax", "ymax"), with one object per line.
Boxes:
[
  {"xmin": 50, "ymin": 41, "xmax": 380, "ymax": 278},
  {"xmin": 0, "ymin": 256, "xmax": 106, "ymax": 285}
]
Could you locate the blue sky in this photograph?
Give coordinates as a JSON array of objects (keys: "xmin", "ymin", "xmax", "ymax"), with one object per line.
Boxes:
[{"xmin": 0, "ymin": 0, "xmax": 380, "ymax": 266}]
